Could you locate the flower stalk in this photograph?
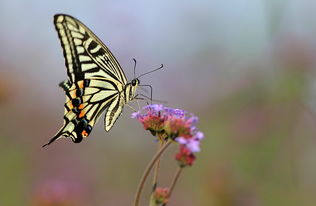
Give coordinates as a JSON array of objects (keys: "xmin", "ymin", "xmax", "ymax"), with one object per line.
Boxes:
[
  {"xmin": 152, "ymin": 140, "xmax": 164, "ymax": 189},
  {"xmin": 162, "ymin": 167, "xmax": 183, "ymax": 206},
  {"xmin": 133, "ymin": 140, "xmax": 172, "ymax": 206}
]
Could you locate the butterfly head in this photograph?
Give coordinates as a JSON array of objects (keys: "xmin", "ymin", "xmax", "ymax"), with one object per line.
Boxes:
[
  {"xmin": 125, "ymin": 78, "xmax": 140, "ymax": 102},
  {"xmin": 131, "ymin": 78, "xmax": 140, "ymax": 86}
]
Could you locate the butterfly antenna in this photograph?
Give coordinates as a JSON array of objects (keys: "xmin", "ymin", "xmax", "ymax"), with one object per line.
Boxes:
[
  {"xmin": 132, "ymin": 58, "xmax": 137, "ymax": 79},
  {"xmin": 136, "ymin": 64, "xmax": 163, "ymax": 79}
]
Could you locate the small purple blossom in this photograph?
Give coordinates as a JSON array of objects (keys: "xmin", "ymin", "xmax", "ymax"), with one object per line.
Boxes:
[
  {"xmin": 144, "ymin": 104, "xmax": 164, "ymax": 113},
  {"xmin": 164, "ymin": 107, "xmax": 186, "ymax": 118},
  {"xmin": 131, "ymin": 111, "xmax": 141, "ymax": 119},
  {"xmin": 176, "ymin": 137, "xmax": 201, "ymax": 152},
  {"xmin": 196, "ymin": 131, "xmax": 204, "ymax": 140},
  {"xmin": 188, "ymin": 116, "xmax": 199, "ymax": 124}
]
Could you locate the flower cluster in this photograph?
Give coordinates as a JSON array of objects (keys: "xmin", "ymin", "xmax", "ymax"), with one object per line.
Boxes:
[
  {"xmin": 152, "ymin": 187, "xmax": 169, "ymax": 204},
  {"xmin": 175, "ymin": 145, "xmax": 196, "ymax": 167},
  {"xmin": 132, "ymin": 104, "xmax": 204, "ymax": 167},
  {"xmin": 131, "ymin": 104, "xmax": 166, "ymax": 136}
]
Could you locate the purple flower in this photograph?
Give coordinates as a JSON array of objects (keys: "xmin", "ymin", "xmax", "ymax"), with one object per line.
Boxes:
[
  {"xmin": 176, "ymin": 137, "xmax": 201, "ymax": 152},
  {"xmin": 132, "ymin": 104, "xmax": 204, "ymax": 165},
  {"xmin": 131, "ymin": 104, "xmax": 167, "ymax": 136},
  {"xmin": 186, "ymin": 139, "xmax": 201, "ymax": 152},
  {"xmin": 188, "ymin": 116, "xmax": 199, "ymax": 124},
  {"xmin": 163, "ymin": 107, "xmax": 186, "ymax": 118},
  {"xmin": 144, "ymin": 104, "xmax": 164, "ymax": 112},
  {"xmin": 131, "ymin": 111, "xmax": 141, "ymax": 119},
  {"xmin": 195, "ymin": 131, "xmax": 204, "ymax": 140}
]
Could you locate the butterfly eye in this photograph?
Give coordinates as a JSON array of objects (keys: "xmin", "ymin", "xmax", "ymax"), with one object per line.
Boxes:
[{"xmin": 132, "ymin": 79, "xmax": 137, "ymax": 86}]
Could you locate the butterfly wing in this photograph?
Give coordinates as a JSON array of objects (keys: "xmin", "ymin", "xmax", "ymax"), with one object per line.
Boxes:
[
  {"xmin": 43, "ymin": 14, "xmax": 127, "ymax": 146},
  {"xmin": 104, "ymin": 94, "xmax": 124, "ymax": 131},
  {"xmin": 54, "ymin": 14, "xmax": 127, "ymax": 84}
]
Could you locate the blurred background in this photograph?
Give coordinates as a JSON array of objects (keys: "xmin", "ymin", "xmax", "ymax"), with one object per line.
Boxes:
[{"xmin": 1, "ymin": 0, "xmax": 316, "ymax": 205}]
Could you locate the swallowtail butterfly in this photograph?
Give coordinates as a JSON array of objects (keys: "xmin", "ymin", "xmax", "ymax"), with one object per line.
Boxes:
[{"xmin": 43, "ymin": 14, "xmax": 147, "ymax": 147}]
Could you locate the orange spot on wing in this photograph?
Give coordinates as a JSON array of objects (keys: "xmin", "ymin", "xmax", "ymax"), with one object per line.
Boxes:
[
  {"xmin": 82, "ymin": 130, "xmax": 88, "ymax": 137},
  {"xmin": 79, "ymin": 110, "xmax": 85, "ymax": 118},
  {"xmin": 70, "ymin": 90, "xmax": 76, "ymax": 98},
  {"xmin": 67, "ymin": 102, "xmax": 73, "ymax": 110},
  {"xmin": 78, "ymin": 80, "xmax": 84, "ymax": 88},
  {"xmin": 78, "ymin": 104, "xmax": 84, "ymax": 109}
]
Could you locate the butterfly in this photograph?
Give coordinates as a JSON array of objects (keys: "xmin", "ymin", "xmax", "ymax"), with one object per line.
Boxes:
[{"xmin": 43, "ymin": 14, "xmax": 161, "ymax": 147}]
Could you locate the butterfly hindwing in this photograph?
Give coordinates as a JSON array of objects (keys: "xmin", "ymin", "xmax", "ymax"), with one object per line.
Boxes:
[{"xmin": 44, "ymin": 79, "xmax": 120, "ymax": 146}]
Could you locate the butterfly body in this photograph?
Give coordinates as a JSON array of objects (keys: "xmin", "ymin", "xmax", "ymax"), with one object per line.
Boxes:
[{"xmin": 43, "ymin": 14, "xmax": 139, "ymax": 147}]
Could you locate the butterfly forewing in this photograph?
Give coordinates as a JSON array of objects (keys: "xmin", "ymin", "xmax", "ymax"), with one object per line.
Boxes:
[
  {"xmin": 43, "ymin": 14, "xmax": 136, "ymax": 147},
  {"xmin": 54, "ymin": 14, "xmax": 127, "ymax": 84}
]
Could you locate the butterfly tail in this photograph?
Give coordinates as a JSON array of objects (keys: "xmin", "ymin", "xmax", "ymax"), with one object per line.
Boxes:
[
  {"xmin": 43, "ymin": 122, "xmax": 84, "ymax": 147},
  {"xmin": 42, "ymin": 130, "xmax": 64, "ymax": 148}
]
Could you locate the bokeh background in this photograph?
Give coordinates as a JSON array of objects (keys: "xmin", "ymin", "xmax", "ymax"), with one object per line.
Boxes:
[{"xmin": 1, "ymin": 0, "xmax": 316, "ymax": 205}]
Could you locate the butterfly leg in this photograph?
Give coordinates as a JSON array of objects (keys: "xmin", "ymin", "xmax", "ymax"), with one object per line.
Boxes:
[
  {"xmin": 126, "ymin": 103, "xmax": 137, "ymax": 112},
  {"xmin": 136, "ymin": 93, "xmax": 167, "ymax": 105},
  {"xmin": 133, "ymin": 94, "xmax": 142, "ymax": 110},
  {"xmin": 133, "ymin": 94, "xmax": 148, "ymax": 105},
  {"xmin": 137, "ymin": 99, "xmax": 141, "ymax": 111}
]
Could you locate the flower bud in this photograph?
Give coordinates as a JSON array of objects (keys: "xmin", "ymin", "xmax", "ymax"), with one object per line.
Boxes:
[
  {"xmin": 152, "ymin": 187, "xmax": 169, "ymax": 204},
  {"xmin": 175, "ymin": 146, "xmax": 196, "ymax": 167}
]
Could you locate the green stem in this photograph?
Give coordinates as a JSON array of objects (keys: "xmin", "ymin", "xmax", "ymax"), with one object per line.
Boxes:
[
  {"xmin": 152, "ymin": 141, "xmax": 163, "ymax": 189},
  {"xmin": 149, "ymin": 193, "xmax": 157, "ymax": 206},
  {"xmin": 133, "ymin": 140, "xmax": 172, "ymax": 206},
  {"xmin": 162, "ymin": 167, "xmax": 183, "ymax": 206},
  {"xmin": 149, "ymin": 141, "xmax": 164, "ymax": 206}
]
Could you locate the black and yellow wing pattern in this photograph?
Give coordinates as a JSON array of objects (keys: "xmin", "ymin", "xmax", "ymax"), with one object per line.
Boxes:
[{"xmin": 43, "ymin": 14, "xmax": 138, "ymax": 147}]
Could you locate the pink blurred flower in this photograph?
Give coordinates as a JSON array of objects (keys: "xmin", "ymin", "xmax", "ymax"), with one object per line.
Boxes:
[
  {"xmin": 32, "ymin": 180, "xmax": 85, "ymax": 206},
  {"xmin": 152, "ymin": 187, "xmax": 169, "ymax": 204},
  {"xmin": 131, "ymin": 104, "xmax": 167, "ymax": 136},
  {"xmin": 175, "ymin": 146, "xmax": 196, "ymax": 167},
  {"xmin": 176, "ymin": 131, "xmax": 204, "ymax": 152}
]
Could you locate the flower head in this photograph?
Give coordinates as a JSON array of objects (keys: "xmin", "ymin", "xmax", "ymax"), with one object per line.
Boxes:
[
  {"xmin": 152, "ymin": 187, "xmax": 169, "ymax": 204},
  {"xmin": 132, "ymin": 104, "xmax": 204, "ymax": 166},
  {"xmin": 164, "ymin": 116, "xmax": 191, "ymax": 138},
  {"xmin": 175, "ymin": 146, "xmax": 196, "ymax": 167},
  {"xmin": 131, "ymin": 104, "xmax": 167, "ymax": 136}
]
